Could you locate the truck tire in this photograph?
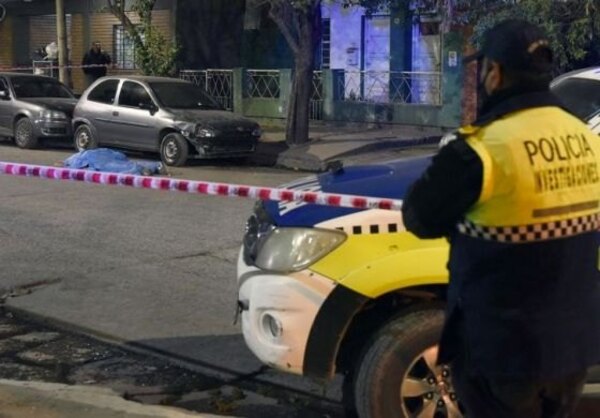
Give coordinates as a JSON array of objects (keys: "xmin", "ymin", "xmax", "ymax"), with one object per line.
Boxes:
[{"xmin": 353, "ymin": 309, "xmax": 463, "ymax": 418}]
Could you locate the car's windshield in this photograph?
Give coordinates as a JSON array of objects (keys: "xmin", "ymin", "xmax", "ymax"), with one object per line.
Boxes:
[
  {"xmin": 11, "ymin": 77, "xmax": 73, "ymax": 99},
  {"xmin": 552, "ymin": 77, "xmax": 600, "ymax": 121},
  {"xmin": 149, "ymin": 82, "xmax": 222, "ymax": 110}
]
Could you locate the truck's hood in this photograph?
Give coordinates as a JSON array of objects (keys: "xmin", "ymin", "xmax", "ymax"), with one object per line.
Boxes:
[{"xmin": 266, "ymin": 155, "xmax": 433, "ymax": 227}]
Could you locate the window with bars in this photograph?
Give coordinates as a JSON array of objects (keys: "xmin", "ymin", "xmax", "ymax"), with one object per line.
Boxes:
[{"xmin": 113, "ymin": 25, "xmax": 137, "ymax": 69}]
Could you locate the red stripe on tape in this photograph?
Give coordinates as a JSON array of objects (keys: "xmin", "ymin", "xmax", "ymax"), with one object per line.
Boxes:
[
  {"xmin": 159, "ymin": 179, "xmax": 170, "ymax": 190},
  {"xmin": 197, "ymin": 183, "xmax": 209, "ymax": 194},
  {"xmin": 238, "ymin": 186, "xmax": 250, "ymax": 197},
  {"xmin": 280, "ymin": 190, "xmax": 294, "ymax": 201},
  {"xmin": 327, "ymin": 195, "xmax": 341, "ymax": 206},
  {"xmin": 217, "ymin": 184, "xmax": 229, "ymax": 195},
  {"xmin": 176, "ymin": 180, "xmax": 189, "ymax": 191},
  {"xmin": 303, "ymin": 192, "xmax": 318, "ymax": 204},
  {"xmin": 378, "ymin": 200, "xmax": 393, "ymax": 210},
  {"xmin": 352, "ymin": 197, "xmax": 367, "ymax": 208},
  {"xmin": 258, "ymin": 189, "xmax": 271, "ymax": 200}
]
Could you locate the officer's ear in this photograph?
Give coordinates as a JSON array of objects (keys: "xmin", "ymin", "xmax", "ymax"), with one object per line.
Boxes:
[{"xmin": 485, "ymin": 61, "xmax": 503, "ymax": 94}]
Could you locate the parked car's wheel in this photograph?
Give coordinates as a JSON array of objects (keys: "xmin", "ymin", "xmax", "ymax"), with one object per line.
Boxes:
[
  {"xmin": 14, "ymin": 117, "xmax": 38, "ymax": 149},
  {"xmin": 74, "ymin": 124, "xmax": 98, "ymax": 151},
  {"xmin": 160, "ymin": 133, "xmax": 189, "ymax": 167},
  {"xmin": 352, "ymin": 309, "xmax": 463, "ymax": 418}
]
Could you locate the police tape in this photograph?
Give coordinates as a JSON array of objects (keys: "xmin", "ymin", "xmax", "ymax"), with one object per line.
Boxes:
[{"xmin": 0, "ymin": 161, "xmax": 404, "ymax": 211}]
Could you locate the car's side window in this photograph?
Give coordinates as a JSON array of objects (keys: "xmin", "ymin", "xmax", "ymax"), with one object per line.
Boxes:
[
  {"xmin": 118, "ymin": 81, "xmax": 154, "ymax": 109},
  {"xmin": 0, "ymin": 78, "xmax": 10, "ymax": 94},
  {"xmin": 88, "ymin": 80, "xmax": 120, "ymax": 105}
]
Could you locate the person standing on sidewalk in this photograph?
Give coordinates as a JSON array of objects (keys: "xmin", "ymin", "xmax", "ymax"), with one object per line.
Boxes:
[
  {"xmin": 402, "ymin": 19, "xmax": 600, "ymax": 417},
  {"xmin": 82, "ymin": 41, "xmax": 111, "ymax": 87}
]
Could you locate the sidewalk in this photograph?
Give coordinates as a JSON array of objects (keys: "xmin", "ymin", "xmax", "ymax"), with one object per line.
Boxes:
[
  {"xmin": 0, "ymin": 379, "xmax": 229, "ymax": 418},
  {"xmin": 251, "ymin": 123, "xmax": 446, "ymax": 171}
]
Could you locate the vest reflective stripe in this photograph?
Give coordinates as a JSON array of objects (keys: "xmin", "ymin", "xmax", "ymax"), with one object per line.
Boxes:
[
  {"xmin": 461, "ymin": 107, "xmax": 600, "ymax": 234},
  {"xmin": 457, "ymin": 212, "xmax": 600, "ymax": 243}
]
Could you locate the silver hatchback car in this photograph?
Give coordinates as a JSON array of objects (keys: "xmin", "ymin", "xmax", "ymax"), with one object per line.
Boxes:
[
  {"xmin": 0, "ymin": 73, "xmax": 77, "ymax": 149},
  {"xmin": 73, "ymin": 76, "xmax": 262, "ymax": 166}
]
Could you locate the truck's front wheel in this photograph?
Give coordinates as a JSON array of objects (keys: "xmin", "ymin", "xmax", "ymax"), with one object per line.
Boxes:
[{"xmin": 353, "ymin": 309, "xmax": 463, "ymax": 418}]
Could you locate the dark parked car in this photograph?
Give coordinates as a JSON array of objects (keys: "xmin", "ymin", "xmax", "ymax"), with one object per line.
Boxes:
[
  {"xmin": 0, "ymin": 73, "xmax": 77, "ymax": 148},
  {"xmin": 73, "ymin": 76, "xmax": 262, "ymax": 166}
]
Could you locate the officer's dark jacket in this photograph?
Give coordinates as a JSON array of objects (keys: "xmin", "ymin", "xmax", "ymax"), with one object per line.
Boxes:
[
  {"xmin": 82, "ymin": 49, "xmax": 111, "ymax": 78},
  {"xmin": 402, "ymin": 87, "xmax": 600, "ymax": 378}
]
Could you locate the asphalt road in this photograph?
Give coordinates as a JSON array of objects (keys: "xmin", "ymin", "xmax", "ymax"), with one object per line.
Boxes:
[{"xmin": 0, "ymin": 140, "xmax": 344, "ymax": 410}]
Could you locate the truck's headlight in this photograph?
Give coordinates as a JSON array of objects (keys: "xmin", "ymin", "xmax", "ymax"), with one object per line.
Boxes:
[{"xmin": 255, "ymin": 227, "xmax": 346, "ymax": 273}]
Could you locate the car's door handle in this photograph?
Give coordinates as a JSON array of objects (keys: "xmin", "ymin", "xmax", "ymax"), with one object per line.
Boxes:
[{"xmin": 112, "ymin": 111, "xmax": 119, "ymax": 116}]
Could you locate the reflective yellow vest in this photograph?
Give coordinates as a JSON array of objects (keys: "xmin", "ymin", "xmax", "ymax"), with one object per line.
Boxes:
[{"xmin": 458, "ymin": 106, "xmax": 600, "ymax": 243}]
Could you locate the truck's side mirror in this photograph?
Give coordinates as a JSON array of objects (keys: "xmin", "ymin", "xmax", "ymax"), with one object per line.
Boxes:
[{"xmin": 0, "ymin": 90, "xmax": 10, "ymax": 100}]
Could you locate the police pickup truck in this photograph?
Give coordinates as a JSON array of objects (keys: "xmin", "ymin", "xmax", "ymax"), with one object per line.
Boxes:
[{"xmin": 236, "ymin": 67, "xmax": 600, "ymax": 418}]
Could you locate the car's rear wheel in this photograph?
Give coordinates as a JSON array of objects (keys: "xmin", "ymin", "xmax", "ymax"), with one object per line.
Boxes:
[
  {"xmin": 14, "ymin": 117, "xmax": 38, "ymax": 149},
  {"xmin": 160, "ymin": 133, "xmax": 189, "ymax": 167},
  {"xmin": 352, "ymin": 309, "xmax": 463, "ymax": 418},
  {"xmin": 74, "ymin": 124, "xmax": 98, "ymax": 151}
]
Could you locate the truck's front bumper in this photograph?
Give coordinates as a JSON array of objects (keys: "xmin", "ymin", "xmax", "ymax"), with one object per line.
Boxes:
[{"xmin": 236, "ymin": 249, "xmax": 335, "ymax": 375}]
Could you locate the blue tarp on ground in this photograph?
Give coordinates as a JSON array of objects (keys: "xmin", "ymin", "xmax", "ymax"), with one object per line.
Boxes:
[{"xmin": 64, "ymin": 149, "xmax": 163, "ymax": 176}]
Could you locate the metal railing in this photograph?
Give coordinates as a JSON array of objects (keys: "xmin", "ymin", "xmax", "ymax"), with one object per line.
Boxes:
[
  {"xmin": 311, "ymin": 71, "xmax": 324, "ymax": 120},
  {"xmin": 180, "ymin": 69, "xmax": 234, "ymax": 110},
  {"xmin": 339, "ymin": 70, "xmax": 442, "ymax": 106},
  {"xmin": 246, "ymin": 69, "xmax": 280, "ymax": 99}
]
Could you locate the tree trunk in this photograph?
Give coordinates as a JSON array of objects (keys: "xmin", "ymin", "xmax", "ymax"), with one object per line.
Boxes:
[
  {"xmin": 286, "ymin": 61, "xmax": 312, "ymax": 146},
  {"xmin": 285, "ymin": 3, "xmax": 320, "ymax": 146}
]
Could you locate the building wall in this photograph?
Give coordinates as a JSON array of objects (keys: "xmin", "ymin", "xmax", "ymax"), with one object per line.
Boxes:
[
  {"xmin": 70, "ymin": 10, "xmax": 173, "ymax": 93},
  {"xmin": 0, "ymin": 17, "xmax": 13, "ymax": 68}
]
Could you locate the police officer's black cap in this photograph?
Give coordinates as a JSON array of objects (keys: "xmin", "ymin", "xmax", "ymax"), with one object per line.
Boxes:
[{"xmin": 464, "ymin": 19, "xmax": 553, "ymax": 72}]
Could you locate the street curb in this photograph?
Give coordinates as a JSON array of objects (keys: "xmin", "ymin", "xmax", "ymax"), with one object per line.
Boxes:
[
  {"xmin": 251, "ymin": 135, "xmax": 441, "ymax": 172},
  {"xmin": 0, "ymin": 379, "xmax": 228, "ymax": 417}
]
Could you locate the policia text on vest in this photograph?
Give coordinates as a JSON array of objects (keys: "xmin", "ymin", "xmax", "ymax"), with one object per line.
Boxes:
[{"xmin": 524, "ymin": 134, "xmax": 599, "ymax": 194}]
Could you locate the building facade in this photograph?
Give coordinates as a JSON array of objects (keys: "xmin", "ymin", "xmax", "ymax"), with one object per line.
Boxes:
[{"xmin": 0, "ymin": 0, "xmax": 175, "ymax": 93}]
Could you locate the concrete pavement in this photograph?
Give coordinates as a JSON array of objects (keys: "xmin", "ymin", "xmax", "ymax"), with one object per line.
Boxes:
[
  {"xmin": 253, "ymin": 123, "xmax": 445, "ymax": 171},
  {"xmin": 0, "ymin": 379, "xmax": 227, "ymax": 418}
]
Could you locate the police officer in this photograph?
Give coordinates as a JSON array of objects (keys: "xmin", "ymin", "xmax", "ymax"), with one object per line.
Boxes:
[
  {"xmin": 82, "ymin": 41, "xmax": 112, "ymax": 87},
  {"xmin": 402, "ymin": 19, "xmax": 600, "ymax": 417}
]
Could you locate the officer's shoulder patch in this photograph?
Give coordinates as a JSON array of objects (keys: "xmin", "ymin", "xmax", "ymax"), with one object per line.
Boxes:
[
  {"xmin": 438, "ymin": 130, "xmax": 461, "ymax": 149},
  {"xmin": 439, "ymin": 125, "xmax": 480, "ymax": 149}
]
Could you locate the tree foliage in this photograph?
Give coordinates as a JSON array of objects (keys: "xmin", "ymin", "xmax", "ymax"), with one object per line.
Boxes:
[
  {"xmin": 451, "ymin": 0, "xmax": 600, "ymax": 71},
  {"xmin": 106, "ymin": 0, "xmax": 179, "ymax": 76}
]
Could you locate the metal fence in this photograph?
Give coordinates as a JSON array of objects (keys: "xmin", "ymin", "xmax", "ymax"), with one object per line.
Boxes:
[
  {"xmin": 180, "ymin": 69, "xmax": 234, "ymax": 110},
  {"xmin": 311, "ymin": 71, "xmax": 324, "ymax": 121},
  {"xmin": 179, "ymin": 68, "xmax": 442, "ymax": 121},
  {"xmin": 246, "ymin": 69, "xmax": 280, "ymax": 99},
  {"xmin": 338, "ymin": 71, "xmax": 442, "ymax": 106}
]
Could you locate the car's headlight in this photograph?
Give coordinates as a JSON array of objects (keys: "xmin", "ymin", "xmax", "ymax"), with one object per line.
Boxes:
[
  {"xmin": 254, "ymin": 227, "xmax": 346, "ymax": 273},
  {"xmin": 39, "ymin": 110, "xmax": 67, "ymax": 120},
  {"xmin": 251, "ymin": 127, "xmax": 262, "ymax": 138},
  {"xmin": 196, "ymin": 126, "xmax": 216, "ymax": 138}
]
